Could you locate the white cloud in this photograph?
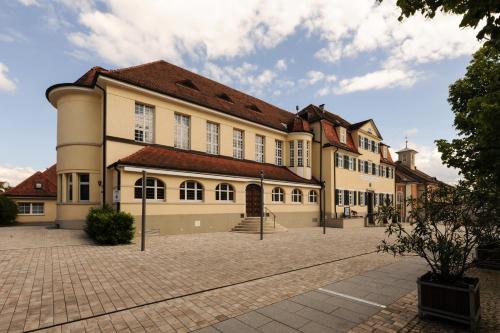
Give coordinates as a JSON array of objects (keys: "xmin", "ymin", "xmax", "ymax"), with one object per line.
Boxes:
[
  {"xmin": 0, "ymin": 63, "xmax": 17, "ymax": 93},
  {"xmin": 0, "ymin": 165, "xmax": 36, "ymax": 186},
  {"xmin": 404, "ymin": 128, "xmax": 419, "ymax": 137},
  {"xmin": 390, "ymin": 141, "xmax": 460, "ymax": 185},
  {"xmin": 275, "ymin": 58, "xmax": 287, "ymax": 70},
  {"xmin": 334, "ymin": 67, "xmax": 420, "ymax": 94},
  {"xmin": 17, "ymin": 0, "xmax": 40, "ymax": 6}
]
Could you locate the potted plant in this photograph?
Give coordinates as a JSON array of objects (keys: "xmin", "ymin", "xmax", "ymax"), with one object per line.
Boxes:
[{"xmin": 377, "ymin": 184, "xmax": 484, "ymax": 331}]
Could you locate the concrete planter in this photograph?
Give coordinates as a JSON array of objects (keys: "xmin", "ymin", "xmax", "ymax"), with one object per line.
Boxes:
[
  {"xmin": 476, "ymin": 245, "xmax": 500, "ymax": 270},
  {"xmin": 417, "ymin": 272, "xmax": 480, "ymax": 332}
]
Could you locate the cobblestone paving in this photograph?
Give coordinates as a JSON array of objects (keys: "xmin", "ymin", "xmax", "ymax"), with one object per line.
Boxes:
[
  {"xmin": 0, "ymin": 227, "xmax": 398, "ymax": 332},
  {"xmin": 0, "ymin": 226, "xmax": 90, "ymax": 250},
  {"xmin": 349, "ymin": 267, "xmax": 499, "ymax": 333}
]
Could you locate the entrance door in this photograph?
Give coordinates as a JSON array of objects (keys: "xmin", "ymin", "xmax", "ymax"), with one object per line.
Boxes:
[
  {"xmin": 245, "ymin": 184, "xmax": 262, "ymax": 217},
  {"xmin": 367, "ymin": 192, "xmax": 374, "ymax": 224}
]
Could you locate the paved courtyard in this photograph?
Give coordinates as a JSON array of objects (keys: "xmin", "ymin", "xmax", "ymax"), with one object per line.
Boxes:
[{"xmin": 0, "ymin": 226, "xmax": 498, "ymax": 333}]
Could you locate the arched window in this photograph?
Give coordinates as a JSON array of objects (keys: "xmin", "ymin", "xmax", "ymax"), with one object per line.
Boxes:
[
  {"xmin": 216, "ymin": 183, "xmax": 234, "ymax": 201},
  {"xmin": 180, "ymin": 181, "xmax": 203, "ymax": 201},
  {"xmin": 291, "ymin": 189, "xmax": 302, "ymax": 203},
  {"xmin": 134, "ymin": 177, "xmax": 165, "ymax": 200},
  {"xmin": 272, "ymin": 187, "xmax": 284, "ymax": 202},
  {"xmin": 308, "ymin": 190, "xmax": 318, "ymax": 203}
]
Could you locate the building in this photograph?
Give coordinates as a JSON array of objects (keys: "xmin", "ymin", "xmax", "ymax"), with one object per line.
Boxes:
[
  {"xmin": 2, "ymin": 165, "xmax": 57, "ymax": 224},
  {"xmin": 395, "ymin": 145, "xmax": 439, "ymax": 221},
  {"xmin": 45, "ymin": 60, "xmax": 395, "ymax": 234}
]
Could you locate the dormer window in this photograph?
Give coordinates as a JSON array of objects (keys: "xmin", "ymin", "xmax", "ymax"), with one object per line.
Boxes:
[
  {"xmin": 35, "ymin": 182, "xmax": 42, "ymax": 189},
  {"xmin": 382, "ymin": 146, "xmax": 388, "ymax": 159},
  {"xmin": 216, "ymin": 93, "xmax": 234, "ymax": 104},
  {"xmin": 339, "ymin": 127, "xmax": 346, "ymax": 144},
  {"xmin": 176, "ymin": 79, "xmax": 199, "ymax": 91},
  {"xmin": 246, "ymin": 104, "xmax": 261, "ymax": 112}
]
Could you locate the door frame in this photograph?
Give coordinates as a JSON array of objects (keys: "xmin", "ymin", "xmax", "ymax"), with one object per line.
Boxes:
[
  {"xmin": 245, "ymin": 183, "xmax": 262, "ymax": 217},
  {"xmin": 366, "ymin": 190, "xmax": 375, "ymax": 224}
]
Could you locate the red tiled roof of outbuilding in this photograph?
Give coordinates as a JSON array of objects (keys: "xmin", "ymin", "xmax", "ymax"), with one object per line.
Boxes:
[
  {"xmin": 4, "ymin": 164, "xmax": 57, "ymax": 198},
  {"xmin": 116, "ymin": 146, "xmax": 319, "ymax": 185}
]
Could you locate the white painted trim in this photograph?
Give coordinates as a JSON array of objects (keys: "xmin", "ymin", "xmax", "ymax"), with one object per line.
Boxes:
[
  {"xmin": 122, "ymin": 166, "xmax": 321, "ymax": 189},
  {"xmin": 98, "ymin": 76, "xmax": 288, "ymax": 135},
  {"xmin": 318, "ymin": 288, "xmax": 386, "ymax": 308}
]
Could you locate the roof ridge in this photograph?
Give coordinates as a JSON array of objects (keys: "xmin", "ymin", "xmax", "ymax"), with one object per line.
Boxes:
[{"xmin": 109, "ymin": 60, "xmax": 166, "ymax": 73}]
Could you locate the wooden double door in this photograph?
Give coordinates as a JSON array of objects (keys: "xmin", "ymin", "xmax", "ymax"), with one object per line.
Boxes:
[{"xmin": 245, "ymin": 184, "xmax": 262, "ymax": 217}]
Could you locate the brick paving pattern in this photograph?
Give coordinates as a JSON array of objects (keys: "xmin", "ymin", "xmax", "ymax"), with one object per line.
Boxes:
[
  {"xmin": 0, "ymin": 227, "xmax": 397, "ymax": 332},
  {"xmin": 0, "ymin": 226, "xmax": 90, "ymax": 250}
]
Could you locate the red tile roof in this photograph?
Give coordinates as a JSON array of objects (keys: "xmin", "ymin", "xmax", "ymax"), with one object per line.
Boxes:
[
  {"xmin": 116, "ymin": 146, "xmax": 319, "ymax": 185},
  {"xmin": 379, "ymin": 143, "xmax": 395, "ymax": 165},
  {"xmin": 4, "ymin": 164, "xmax": 57, "ymax": 198},
  {"xmin": 322, "ymin": 121, "xmax": 359, "ymax": 154},
  {"xmin": 68, "ymin": 61, "xmax": 294, "ymax": 132},
  {"xmin": 287, "ymin": 116, "xmax": 311, "ymax": 133},
  {"xmin": 395, "ymin": 162, "xmax": 438, "ymax": 184}
]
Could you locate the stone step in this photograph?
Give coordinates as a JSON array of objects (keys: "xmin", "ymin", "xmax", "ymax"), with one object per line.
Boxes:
[{"xmin": 231, "ymin": 217, "xmax": 287, "ymax": 234}]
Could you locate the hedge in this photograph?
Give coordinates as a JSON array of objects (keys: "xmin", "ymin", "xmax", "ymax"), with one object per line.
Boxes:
[{"xmin": 85, "ymin": 205, "xmax": 135, "ymax": 245}]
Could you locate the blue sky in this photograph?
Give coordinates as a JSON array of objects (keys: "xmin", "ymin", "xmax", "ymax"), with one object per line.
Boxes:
[{"xmin": 0, "ymin": 0, "xmax": 481, "ymax": 185}]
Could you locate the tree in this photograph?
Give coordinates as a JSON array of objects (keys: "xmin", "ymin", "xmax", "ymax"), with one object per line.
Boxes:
[
  {"xmin": 382, "ymin": 0, "xmax": 500, "ymax": 49},
  {"xmin": 0, "ymin": 196, "xmax": 18, "ymax": 225},
  {"xmin": 436, "ymin": 44, "xmax": 500, "ymax": 244}
]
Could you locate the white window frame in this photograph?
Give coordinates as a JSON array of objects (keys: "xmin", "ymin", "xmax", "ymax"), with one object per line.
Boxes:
[
  {"xmin": 348, "ymin": 156, "xmax": 354, "ymax": 170},
  {"xmin": 339, "ymin": 127, "xmax": 346, "ymax": 144},
  {"xmin": 348, "ymin": 191, "xmax": 354, "ymax": 205},
  {"xmin": 255, "ymin": 135, "xmax": 265, "ymax": 163},
  {"xmin": 66, "ymin": 173, "xmax": 73, "ymax": 202},
  {"xmin": 337, "ymin": 189, "xmax": 344, "ymax": 206},
  {"xmin": 272, "ymin": 187, "xmax": 284, "ymax": 202},
  {"xmin": 17, "ymin": 202, "xmax": 44, "ymax": 215},
  {"xmin": 308, "ymin": 190, "xmax": 318, "ymax": 203},
  {"xmin": 306, "ymin": 141, "xmax": 311, "ymax": 167},
  {"xmin": 337, "ymin": 153, "xmax": 344, "ymax": 168},
  {"xmin": 275, "ymin": 140, "xmax": 283, "ymax": 166},
  {"xmin": 367, "ymin": 162, "xmax": 372, "ymax": 175},
  {"xmin": 174, "ymin": 113, "xmax": 190, "ymax": 149},
  {"xmin": 359, "ymin": 192, "xmax": 365, "ymax": 206},
  {"xmin": 215, "ymin": 183, "xmax": 234, "ymax": 201},
  {"xmin": 180, "ymin": 181, "xmax": 203, "ymax": 201},
  {"xmin": 297, "ymin": 140, "xmax": 303, "ymax": 167},
  {"xmin": 134, "ymin": 177, "xmax": 165, "ymax": 200},
  {"xmin": 291, "ymin": 189, "xmax": 302, "ymax": 203},
  {"xmin": 289, "ymin": 141, "xmax": 295, "ymax": 166},
  {"xmin": 359, "ymin": 160, "xmax": 364, "ymax": 173},
  {"xmin": 135, "ymin": 103, "xmax": 154, "ymax": 143},
  {"xmin": 79, "ymin": 173, "xmax": 90, "ymax": 202},
  {"xmin": 382, "ymin": 146, "xmax": 388, "ymax": 159},
  {"xmin": 233, "ymin": 129, "xmax": 244, "ymax": 159},
  {"xmin": 206, "ymin": 122, "xmax": 220, "ymax": 155}
]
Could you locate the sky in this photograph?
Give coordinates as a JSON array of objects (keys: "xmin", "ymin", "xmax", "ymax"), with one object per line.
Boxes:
[{"xmin": 0, "ymin": 0, "xmax": 482, "ymax": 186}]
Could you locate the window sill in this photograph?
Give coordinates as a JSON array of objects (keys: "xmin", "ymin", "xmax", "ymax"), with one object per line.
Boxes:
[{"xmin": 18, "ymin": 214, "xmax": 44, "ymax": 216}]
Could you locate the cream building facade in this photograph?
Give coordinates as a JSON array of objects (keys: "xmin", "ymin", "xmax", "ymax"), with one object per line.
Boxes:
[{"xmin": 45, "ymin": 61, "xmax": 395, "ymax": 234}]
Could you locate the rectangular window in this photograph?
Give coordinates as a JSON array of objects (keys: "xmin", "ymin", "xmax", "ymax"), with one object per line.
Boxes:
[
  {"xmin": 367, "ymin": 162, "xmax": 372, "ymax": 174},
  {"xmin": 336, "ymin": 189, "xmax": 343, "ymax": 206},
  {"xmin": 233, "ymin": 129, "xmax": 244, "ymax": 159},
  {"xmin": 289, "ymin": 141, "xmax": 294, "ymax": 166},
  {"xmin": 337, "ymin": 153, "xmax": 344, "ymax": 168},
  {"xmin": 364, "ymin": 161, "xmax": 369, "ymax": 174},
  {"xmin": 358, "ymin": 135, "xmax": 362, "ymax": 148},
  {"xmin": 339, "ymin": 127, "xmax": 346, "ymax": 144},
  {"xmin": 382, "ymin": 146, "xmax": 388, "ymax": 158},
  {"xmin": 206, "ymin": 122, "xmax": 220, "ymax": 155},
  {"xmin": 297, "ymin": 140, "xmax": 303, "ymax": 167},
  {"xmin": 372, "ymin": 163, "xmax": 376, "ymax": 175},
  {"xmin": 348, "ymin": 191, "xmax": 353, "ymax": 205},
  {"xmin": 343, "ymin": 155, "xmax": 349, "ymax": 170},
  {"xmin": 79, "ymin": 173, "xmax": 89, "ymax": 201},
  {"xmin": 348, "ymin": 157, "xmax": 354, "ymax": 170},
  {"xmin": 367, "ymin": 139, "xmax": 372, "ymax": 151},
  {"xmin": 174, "ymin": 113, "xmax": 190, "ymax": 149},
  {"xmin": 275, "ymin": 140, "xmax": 283, "ymax": 166},
  {"xmin": 67, "ymin": 174, "xmax": 73, "ymax": 202},
  {"xmin": 359, "ymin": 159, "xmax": 364, "ymax": 173},
  {"xmin": 371, "ymin": 140, "xmax": 375, "ymax": 152},
  {"xmin": 364, "ymin": 137, "xmax": 369, "ymax": 150},
  {"xmin": 306, "ymin": 141, "xmax": 310, "ymax": 167},
  {"xmin": 135, "ymin": 103, "xmax": 154, "ymax": 143},
  {"xmin": 255, "ymin": 135, "xmax": 265, "ymax": 163},
  {"xmin": 18, "ymin": 203, "xmax": 44, "ymax": 215}
]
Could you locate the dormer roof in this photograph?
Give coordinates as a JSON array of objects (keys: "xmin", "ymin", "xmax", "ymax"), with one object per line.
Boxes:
[{"xmin": 3, "ymin": 164, "xmax": 57, "ymax": 198}]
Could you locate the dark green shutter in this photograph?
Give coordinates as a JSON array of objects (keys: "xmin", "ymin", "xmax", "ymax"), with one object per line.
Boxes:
[
  {"xmin": 335, "ymin": 189, "xmax": 339, "ymax": 204},
  {"xmin": 344, "ymin": 155, "xmax": 349, "ymax": 169}
]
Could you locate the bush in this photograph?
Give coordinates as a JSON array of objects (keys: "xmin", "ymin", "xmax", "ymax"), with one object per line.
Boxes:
[
  {"xmin": 0, "ymin": 196, "xmax": 18, "ymax": 225},
  {"xmin": 85, "ymin": 205, "xmax": 135, "ymax": 245}
]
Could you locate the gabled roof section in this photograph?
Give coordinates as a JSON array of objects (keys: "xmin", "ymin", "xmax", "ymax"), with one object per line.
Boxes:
[
  {"xmin": 53, "ymin": 60, "xmax": 295, "ymax": 132},
  {"xmin": 116, "ymin": 145, "xmax": 319, "ymax": 185},
  {"xmin": 350, "ymin": 119, "xmax": 383, "ymax": 139},
  {"xmin": 395, "ymin": 162, "xmax": 439, "ymax": 185},
  {"xmin": 322, "ymin": 120, "xmax": 359, "ymax": 154},
  {"xmin": 298, "ymin": 104, "xmax": 351, "ymax": 128},
  {"xmin": 4, "ymin": 164, "xmax": 57, "ymax": 198}
]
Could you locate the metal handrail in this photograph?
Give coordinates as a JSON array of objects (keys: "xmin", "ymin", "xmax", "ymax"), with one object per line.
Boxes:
[{"xmin": 264, "ymin": 207, "xmax": 276, "ymax": 228}]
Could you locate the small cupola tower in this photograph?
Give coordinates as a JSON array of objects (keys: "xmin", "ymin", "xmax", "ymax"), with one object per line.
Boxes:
[{"xmin": 396, "ymin": 137, "xmax": 418, "ymax": 169}]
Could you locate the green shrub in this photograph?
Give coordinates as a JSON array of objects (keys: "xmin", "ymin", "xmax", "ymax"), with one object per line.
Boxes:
[
  {"xmin": 85, "ymin": 205, "xmax": 135, "ymax": 245},
  {"xmin": 0, "ymin": 196, "xmax": 18, "ymax": 225}
]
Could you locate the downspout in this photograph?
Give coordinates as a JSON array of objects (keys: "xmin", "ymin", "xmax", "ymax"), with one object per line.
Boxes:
[
  {"xmin": 319, "ymin": 119, "xmax": 324, "ymax": 232},
  {"xmin": 95, "ymin": 84, "xmax": 107, "ymax": 206},
  {"xmin": 333, "ymin": 147, "xmax": 338, "ymax": 219},
  {"xmin": 113, "ymin": 164, "xmax": 121, "ymax": 212}
]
